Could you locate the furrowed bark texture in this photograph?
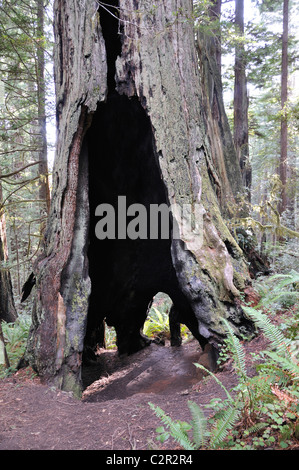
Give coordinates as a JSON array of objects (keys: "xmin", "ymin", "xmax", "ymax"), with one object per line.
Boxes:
[
  {"xmin": 196, "ymin": 26, "xmax": 245, "ymax": 217},
  {"xmin": 115, "ymin": 1, "xmax": 250, "ymax": 302},
  {"xmin": 25, "ymin": 0, "xmax": 107, "ymax": 395},
  {"xmin": 24, "ymin": 0, "xmax": 253, "ymax": 395}
]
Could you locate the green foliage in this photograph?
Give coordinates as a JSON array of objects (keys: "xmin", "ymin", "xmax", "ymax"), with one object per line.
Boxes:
[
  {"xmin": 105, "ymin": 325, "xmax": 117, "ymax": 350},
  {"xmin": 0, "ymin": 314, "xmax": 32, "ymax": 377},
  {"xmin": 143, "ymin": 295, "xmax": 192, "ymax": 344},
  {"xmin": 143, "ymin": 307, "xmax": 170, "ymax": 341},
  {"xmin": 187, "ymin": 400, "xmax": 208, "ymax": 448},
  {"xmin": 148, "ymin": 402, "xmax": 196, "ymax": 450},
  {"xmin": 253, "ymin": 270, "xmax": 299, "ymax": 310},
  {"xmin": 0, "ymin": 0, "xmax": 54, "ymax": 299},
  {"xmin": 149, "ymin": 279, "xmax": 299, "ymax": 449}
]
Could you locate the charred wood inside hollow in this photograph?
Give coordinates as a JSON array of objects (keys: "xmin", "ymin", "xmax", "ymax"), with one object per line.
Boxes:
[
  {"xmin": 85, "ymin": 94, "xmax": 209, "ymax": 357},
  {"xmin": 84, "ymin": 0, "xmax": 211, "ymax": 357}
]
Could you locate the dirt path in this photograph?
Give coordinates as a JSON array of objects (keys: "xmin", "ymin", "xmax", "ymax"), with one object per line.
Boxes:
[{"xmin": 0, "ymin": 336, "xmax": 266, "ymax": 451}]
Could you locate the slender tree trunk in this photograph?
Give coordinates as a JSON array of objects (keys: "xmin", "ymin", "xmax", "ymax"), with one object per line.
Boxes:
[
  {"xmin": 0, "ymin": 181, "xmax": 17, "ymax": 323},
  {"xmin": 234, "ymin": 0, "xmax": 251, "ymax": 197},
  {"xmin": 209, "ymin": 0, "xmax": 222, "ymax": 74},
  {"xmin": 23, "ymin": 0, "xmax": 254, "ymax": 396},
  {"xmin": 279, "ymin": 0, "xmax": 289, "ymax": 215},
  {"xmin": 36, "ymin": 0, "xmax": 50, "ymax": 215},
  {"xmin": 0, "ymin": 322, "xmax": 10, "ymax": 369}
]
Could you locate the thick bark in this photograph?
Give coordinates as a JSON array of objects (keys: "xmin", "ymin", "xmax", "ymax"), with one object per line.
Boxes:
[
  {"xmin": 196, "ymin": 2, "xmax": 268, "ymax": 277},
  {"xmin": 196, "ymin": 0, "xmax": 245, "ymax": 217},
  {"xmin": 234, "ymin": 0, "xmax": 251, "ymax": 196},
  {"xmin": 24, "ymin": 0, "xmax": 254, "ymax": 395}
]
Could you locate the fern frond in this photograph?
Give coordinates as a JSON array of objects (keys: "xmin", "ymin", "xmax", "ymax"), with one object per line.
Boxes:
[
  {"xmin": 266, "ymin": 271, "xmax": 299, "ymax": 286},
  {"xmin": 261, "ymin": 291, "xmax": 299, "ymax": 307},
  {"xmin": 246, "ymin": 422, "xmax": 268, "ymax": 434},
  {"xmin": 255, "ymin": 271, "xmax": 299, "ymax": 307},
  {"xmin": 148, "ymin": 403, "xmax": 196, "ymax": 450},
  {"xmin": 243, "ymin": 306, "xmax": 291, "ymax": 357},
  {"xmin": 194, "ymin": 363, "xmax": 234, "ymax": 402},
  {"xmin": 222, "ymin": 319, "xmax": 248, "ymax": 382},
  {"xmin": 247, "ymin": 373, "xmax": 273, "ymax": 399},
  {"xmin": 264, "ymin": 351, "xmax": 299, "ymax": 379},
  {"xmin": 187, "ymin": 400, "xmax": 208, "ymax": 448},
  {"xmin": 210, "ymin": 403, "xmax": 241, "ymax": 448}
]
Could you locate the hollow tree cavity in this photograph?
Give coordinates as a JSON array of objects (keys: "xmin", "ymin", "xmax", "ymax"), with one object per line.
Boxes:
[{"xmin": 22, "ymin": 0, "xmax": 255, "ymax": 396}]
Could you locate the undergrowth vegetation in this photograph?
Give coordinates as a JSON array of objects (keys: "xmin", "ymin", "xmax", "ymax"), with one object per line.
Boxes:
[
  {"xmin": 150, "ymin": 271, "xmax": 299, "ymax": 450},
  {"xmin": 1, "ymin": 275, "xmax": 299, "ymax": 450},
  {"xmin": 0, "ymin": 314, "xmax": 32, "ymax": 377}
]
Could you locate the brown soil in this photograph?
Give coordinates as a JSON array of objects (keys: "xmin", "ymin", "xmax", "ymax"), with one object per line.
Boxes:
[{"xmin": 0, "ymin": 333, "xmax": 270, "ymax": 451}]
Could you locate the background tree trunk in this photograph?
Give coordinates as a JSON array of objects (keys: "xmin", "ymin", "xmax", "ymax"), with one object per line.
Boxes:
[
  {"xmin": 24, "ymin": 0, "xmax": 254, "ymax": 396},
  {"xmin": 0, "ymin": 181, "xmax": 17, "ymax": 323},
  {"xmin": 196, "ymin": 0, "xmax": 246, "ymax": 218},
  {"xmin": 36, "ymin": 0, "xmax": 51, "ymax": 216},
  {"xmin": 234, "ymin": 0, "xmax": 251, "ymax": 197},
  {"xmin": 279, "ymin": 0, "xmax": 289, "ymax": 215}
]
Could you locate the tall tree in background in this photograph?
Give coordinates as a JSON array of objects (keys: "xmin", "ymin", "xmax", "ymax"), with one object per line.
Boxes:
[
  {"xmin": 208, "ymin": 0, "xmax": 222, "ymax": 73},
  {"xmin": 36, "ymin": 0, "xmax": 51, "ymax": 216},
  {"xmin": 233, "ymin": 0, "xmax": 251, "ymax": 197},
  {"xmin": 0, "ymin": 180, "xmax": 17, "ymax": 323},
  {"xmin": 0, "ymin": 0, "xmax": 52, "ymax": 298},
  {"xmin": 196, "ymin": 0, "xmax": 245, "ymax": 214},
  {"xmin": 279, "ymin": 0, "xmax": 289, "ymax": 215}
]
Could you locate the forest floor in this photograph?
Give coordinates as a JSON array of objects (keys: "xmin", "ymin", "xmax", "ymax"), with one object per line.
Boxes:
[{"xmin": 0, "ymin": 329, "xmax": 277, "ymax": 452}]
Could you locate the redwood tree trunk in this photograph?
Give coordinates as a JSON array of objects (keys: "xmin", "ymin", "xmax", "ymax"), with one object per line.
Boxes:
[
  {"xmin": 196, "ymin": 0, "xmax": 245, "ymax": 217},
  {"xmin": 234, "ymin": 0, "xmax": 251, "ymax": 196},
  {"xmin": 24, "ymin": 0, "xmax": 254, "ymax": 396}
]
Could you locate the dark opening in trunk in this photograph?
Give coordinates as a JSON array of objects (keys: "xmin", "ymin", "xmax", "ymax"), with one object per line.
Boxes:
[
  {"xmin": 82, "ymin": 0, "xmax": 208, "ymax": 359},
  {"xmin": 84, "ymin": 93, "xmax": 201, "ymax": 356}
]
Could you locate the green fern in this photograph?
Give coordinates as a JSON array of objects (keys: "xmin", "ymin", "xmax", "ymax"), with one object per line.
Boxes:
[
  {"xmin": 243, "ymin": 306, "xmax": 291, "ymax": 358},
  {"xmin": 246, "ymin": 422, "xmax": 269, "ymax": 434},
  {"xmin": 148, "ymin": 402, "xmax": 196, "ymax": 450},
  {"xmin": 210, "ymin": 403, "xmax": 242, "ymax": 448},
  {"xmin": 187, "ymin": 400, "xmax": 208, "ymax": 448},
  {"xmin": 263, "ymin": 350, "xmax": 299, "ymax": 379},
  {"xmin": 221, "ymin": 319, "xmax": 248, "ymax": 382},
  {"xmin": 254, "ymin": 270, "xmax": 299, "ymax": 308},
  {"xmin": 247, "ymin": 372, "xmax": 273, "ymax": 401},
  {"xmin": 149, "ymin": 297, "xmax": 299, "ymax": 450},
  {"xmin": 143, "ymin": 308, "xmax": 170, "ymax": 339},
  {"xmin": 194, "ymin": 363, "xmax": 234, "ymax": 402}
]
